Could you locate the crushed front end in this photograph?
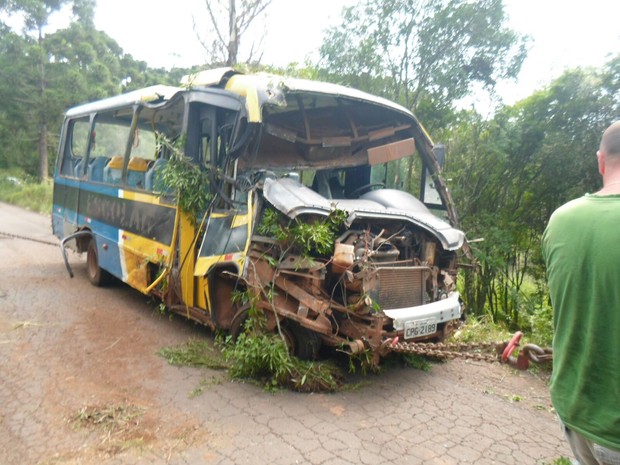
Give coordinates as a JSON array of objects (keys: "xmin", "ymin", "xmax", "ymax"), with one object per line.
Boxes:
[
  {"xmin": 189, "ymin": 70, "xmax": 467, "ymax": 363},
  {"xmin": 242, "ymin": 176, "xmax": 464, "ymax": 362}
]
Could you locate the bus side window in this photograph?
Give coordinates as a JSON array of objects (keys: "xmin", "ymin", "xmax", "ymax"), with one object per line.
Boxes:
[
  {"xmin": 127, "ymin": 127, "xmax": 157, "ymax": 190},
  {"xmin": 60, "ymin": 117, "xmax": 90, "ymax": 177},
  {"xmin": 91, "ymin": 113, "xmax": 132, "ymax": 186}
]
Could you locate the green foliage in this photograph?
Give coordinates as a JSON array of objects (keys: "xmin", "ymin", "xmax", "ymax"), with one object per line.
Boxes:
[
  {"xmin": 221, "ymin": 331, "xmax": 293, "ymax": 387},
  {"xmin": 400, "ymin": 354, "xmax": 433, "ymax": 372},
  {"xmin": 217, "ymin": 290, "xmax": 342, "ymax": 392},
  {"xmin": 450, "ymin": 315, "xmax": 512, "ymax": 344},
  {"xmin": 319, "ymin": 0, "xmax": 527, "ymax": 117},
  {"xmin": 256, "ymin": 207, "xmax": 289, "ymax": 241},
  {"xmin": 219, "ymin": 331, "xmax": 342, "ymax": 392},
  {"xmin": 258, "ymin": 207, "xmax": 347, "ymax": 257},
  {"xmin": 542, "ymin": 458, "xmax": 572, "ymax": 465},
  {"xmin": 451, "ymin": 311, "xmax": 554, "ymax": 362},
  {"xmin": 446, "ymin": 57, "xmax": 619, "ymax": 329},
  {"xmin": 347, "ymin": 348, "xmax": 379, "ymax": 375},
  {"xmin": 0, "ymin": 170, "xmax": 52, "ymax": 213},
  {"xmin": 158, "ymin": 135, "xmax": 212, "ymax": 223},
  {"xmin": 529, "ymin": 302, "xmax": 554, "ymax": 347},
  {"xmin": 0, "ymin": 4, "xmax": 194, "ymax": 181},
  {"xmin": 157, "ymin": 338, "xmax": 228, "ymax": 369},
  {"xmin": 290, "ymin": 221, "xmax": 336, "ymax": 256}
]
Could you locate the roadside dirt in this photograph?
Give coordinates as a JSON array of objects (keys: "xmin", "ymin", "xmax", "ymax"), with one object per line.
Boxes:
[{"xmin": 0, "ymin": 202, "xmax": 571, "ymax": 465}]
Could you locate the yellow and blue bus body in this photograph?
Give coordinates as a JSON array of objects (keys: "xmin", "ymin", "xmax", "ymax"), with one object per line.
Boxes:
[{"xmin": 53, "ymin": 68, "xmax": 466, "ymax": 362}]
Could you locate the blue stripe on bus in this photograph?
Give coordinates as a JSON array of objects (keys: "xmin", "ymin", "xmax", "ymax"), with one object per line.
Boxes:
[{"xmin": 52, "ymin": 180, "xmax": 176, "ymax": 245}]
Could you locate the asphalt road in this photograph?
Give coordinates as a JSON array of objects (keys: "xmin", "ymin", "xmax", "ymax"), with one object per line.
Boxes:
[{"xmin": 0, "ymin": 202, "xmax": 571, "ymax": 465}]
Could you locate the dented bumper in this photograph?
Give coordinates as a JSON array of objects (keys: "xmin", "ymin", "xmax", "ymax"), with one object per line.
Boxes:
[{"xmin": 383, "ymin": 292, "xmax": 462, "ymax": 339}]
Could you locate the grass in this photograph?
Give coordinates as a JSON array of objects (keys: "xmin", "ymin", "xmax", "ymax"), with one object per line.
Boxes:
[
  {"xmin": 158, "ymin": 334, "xmax": 346, "ymax": 393},
  {"xmin": 158, "ymin": 331, "xmax": 443, "ymax": 394},
  {"xmin": 73, "ymin": 402, "xmax": 145, "ymax": 433},
  {"xmin": 157, "ymin": 338, "xmax": 228, "ymax": 369},
  {"xmin": 451, "ymin": 314, "xmax": 549, "ymax": 349},
  {"xmin": 0, "ymin": 171, "xmax": 52, "ymax": 214},
  {"xmin": 218, "ymin": 331, "xmax": 344, "ymax": 393},
  {"xmin": 542, "ymin": 458, "xmax": 572, "ymax": 465},
  {"xmin": 72, "ymin": 401, "xmax": 148, "ymax": 453},
  {"xmin": 450, "ymin": 315, "xmax": 514, "ymax": 344},
  {"xmin": 450, "ymin": 315, "xmax": 553, "ymax": 375},
  {"xmin": 188, "ymin": 376, "xmax": 224, "ymax": 398}
]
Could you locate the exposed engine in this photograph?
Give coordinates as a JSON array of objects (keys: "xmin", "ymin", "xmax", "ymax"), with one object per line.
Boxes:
[{"xmin": 326, "ymin": 223, "xmax": 458, "ymax": 314}]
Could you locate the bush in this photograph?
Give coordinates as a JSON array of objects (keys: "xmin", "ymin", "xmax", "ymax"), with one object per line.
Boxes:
[
  {"xmin": 219, "ymin": 330, "xmax": 343, "ymax": 392},
  {"xmin": 451, "ymin": 315, "xmax": 513, "ymax": 344},
  {"xmin": 529, "ymin": 303, "xmax": 554, "ymax": 347},
  {"xmin": 222, "ymin": 331, "xmax": 294, "ymax": 386},
  {"xmin": 0, "ymin": 170, "xmax": 52, "ymax": 213}
]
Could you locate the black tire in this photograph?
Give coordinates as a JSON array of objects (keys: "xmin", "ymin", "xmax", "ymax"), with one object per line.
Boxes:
[
  {"xmin": 86, "ymin": 239, "xmax": 113, "ymax": 287},
  {"xmin": 280, "ymin": 320, "xmax": 322, "ymax": 360},
  {"xmin": 230, "ymin": 307, "xmax": 321, "ymax": 360},
  {"xmin": 230, "ymin": 305, "xmax": 252, "ymax": 340}
]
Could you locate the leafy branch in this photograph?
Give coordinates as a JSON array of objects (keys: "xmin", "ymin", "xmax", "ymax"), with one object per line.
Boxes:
[
  {"xmin": 257, "ymin": 207, "xmax": 348, "ymax": 257},
  {"xmin": 157, "ymin": 134, "xmax": 212, "ymax": 224}
]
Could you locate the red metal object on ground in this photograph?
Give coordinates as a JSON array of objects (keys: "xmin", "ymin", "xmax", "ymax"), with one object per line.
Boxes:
[{"xmin": 501, "ymin": 331, "xmax": 523, "ymax": 362}]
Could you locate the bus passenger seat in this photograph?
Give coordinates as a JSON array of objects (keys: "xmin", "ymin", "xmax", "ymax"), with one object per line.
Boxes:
[
  {"xmin": 87, "ymin": 157, "xmax": 109, "ymax": 182},
  {"xmin": 127, "ymin": 157, "xmax": 148, "ymax": 188},
  {"xmin": 104, "ymin": 156, "xmax": 124, "ymax": 185},
  {"xmin": 145, "ymin": 158, "xmax": 168, "ymax": 192}
]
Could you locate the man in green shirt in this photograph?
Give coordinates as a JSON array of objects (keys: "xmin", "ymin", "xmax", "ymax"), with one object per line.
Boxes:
[{"xmin": 542, "ymin": 121, "xmax": 620, "ymax": 464}]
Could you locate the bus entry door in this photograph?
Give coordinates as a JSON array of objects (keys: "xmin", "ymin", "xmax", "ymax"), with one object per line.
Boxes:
[{"xmin": 194, "ymin": 208, "xmax": 253, "ymax": 279}]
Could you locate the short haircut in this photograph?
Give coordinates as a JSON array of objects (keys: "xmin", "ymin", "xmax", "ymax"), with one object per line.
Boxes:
[{"xmin": 601, "ymin": 121, "xmax": 620, "ymax": 156}]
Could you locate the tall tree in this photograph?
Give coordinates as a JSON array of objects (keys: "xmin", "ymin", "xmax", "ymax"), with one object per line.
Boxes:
[
  {"xmin": 0, "ymin": 0, "xmax": 175, "ymax": 179},
  {"xmin": 0, "ymin": 25, "xmax": 35, "ymax": 173},
  {"xmin": 0, "ymin": 0, "xmax": 71, "ymax": 181},
  {"xmin": 445, "ymin": 56, "xmax": 620, "ymax": 324},
  {"xmin": 319, "ymin": 0, "xmax": 527, "ymax": 116},
  {"xmin": 196, "ymin": 0, "xmax": 272, "ymax": 66}
]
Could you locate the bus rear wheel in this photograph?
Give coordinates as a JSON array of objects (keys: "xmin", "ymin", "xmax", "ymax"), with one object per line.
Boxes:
[{"xmin": 86, "ymin": 239, "xmax": 112, "ymax": 287}]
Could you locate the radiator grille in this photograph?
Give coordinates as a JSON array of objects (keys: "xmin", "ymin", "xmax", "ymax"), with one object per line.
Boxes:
[{"xmin": 376, "ymin": 267, "xmax": 429, "ymax": 309}]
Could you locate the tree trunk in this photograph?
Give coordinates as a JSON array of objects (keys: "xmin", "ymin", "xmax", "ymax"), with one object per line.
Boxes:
[
  {"xmin": 226, "ymin": 0, "xmax": 238, "ymax": 66},
  {"xmin": 37, "ymin": 24, "xmax": 48, "ymax": 182},
  {"xmin": 38, "ymin": 123, "xmax": 48, "ymax": 182}
]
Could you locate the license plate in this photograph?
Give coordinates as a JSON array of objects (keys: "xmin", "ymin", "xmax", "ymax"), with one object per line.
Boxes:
[{"xmin": 404, "ymin": 319, "xmax": 437, "ymax": 339}]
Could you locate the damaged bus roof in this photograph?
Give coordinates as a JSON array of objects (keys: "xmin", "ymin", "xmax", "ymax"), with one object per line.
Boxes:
[
  {"xmin": 184, "ymin": 68, "xmax": 432, "ymax": 139},
  {"xmin": 65, "ymin": 85, "xmax": 182, "ymax": 117}
]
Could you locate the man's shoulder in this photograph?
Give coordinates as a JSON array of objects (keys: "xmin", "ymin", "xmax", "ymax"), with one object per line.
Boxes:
[
  {"xmin": 549, "ymin": 195, "xmax": 590, "ymax": 220},
  {"xmin": 542, "ymin": 196, "xmax": 590, "ymax": 253}
]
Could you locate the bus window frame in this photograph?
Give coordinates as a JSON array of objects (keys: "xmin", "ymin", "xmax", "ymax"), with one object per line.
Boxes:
[{"xmin": 58, "ymin": 115, "xmax": 94, "ymax": 179}]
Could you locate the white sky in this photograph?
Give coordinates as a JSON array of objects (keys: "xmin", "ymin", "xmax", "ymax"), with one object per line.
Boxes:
[
  {"xmin": 90, "ymin": 0, "xmax": 350, "ymax": 68},
  {"xmin": 15, "ymin": 0, "xmax": 620, "ymax": 109}
]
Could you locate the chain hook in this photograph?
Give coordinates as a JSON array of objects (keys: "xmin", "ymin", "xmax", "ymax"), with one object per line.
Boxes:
[
  {"xmin": 501, "ymin": 331, "xmax": 523, "ymax": 363},
  {"xmin": 499, "ymin": 334, "xmax": 553, "ymax": 370},
  {"xmin": 522, "ymin": 344, "xmax": 553, "ymax": 364}
]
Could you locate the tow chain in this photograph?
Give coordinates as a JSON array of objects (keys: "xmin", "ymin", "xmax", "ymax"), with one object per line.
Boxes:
[
  {"xmin": 390, "ymin": 340, "xmax": 503, "ymax": 363},
  {"xmin": 387, "ymin": 331, "xmax": 553, "ymax": 370},
  {"xmin": 0, "ymin": 231, "xmax": 59, "ymax": 247}
]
